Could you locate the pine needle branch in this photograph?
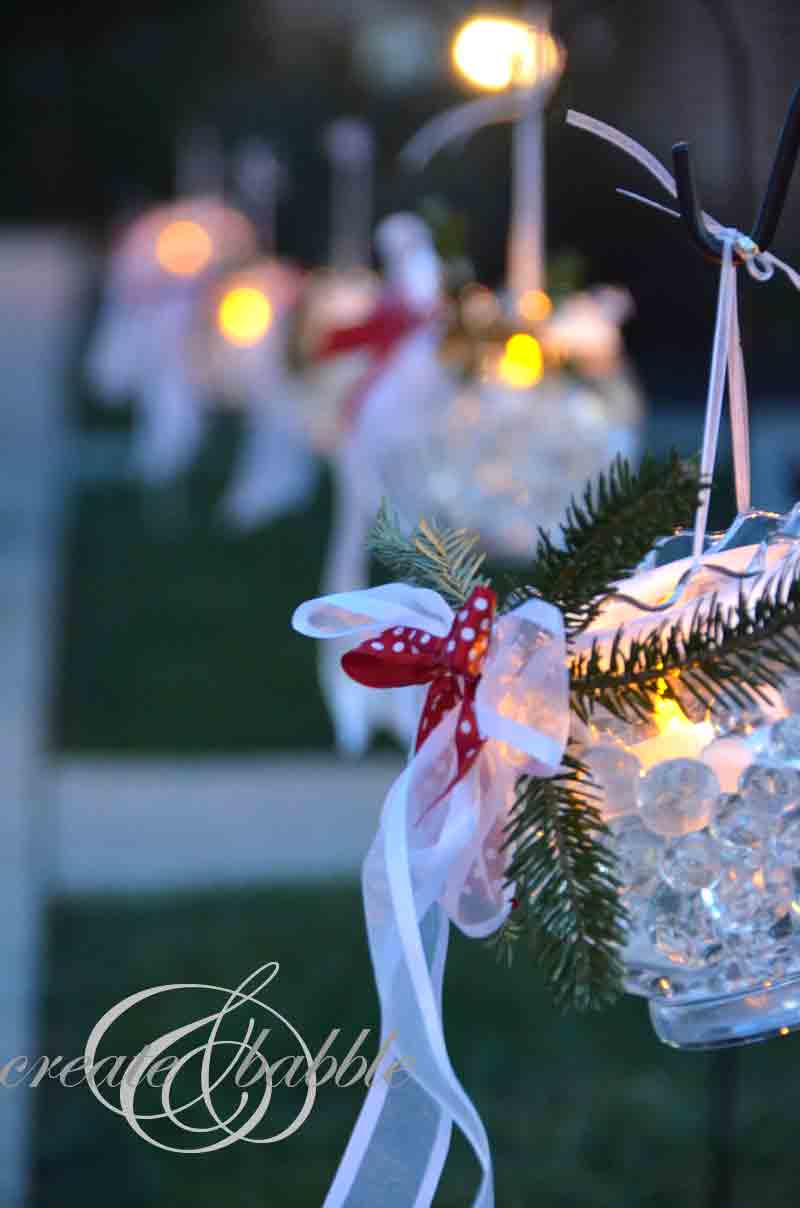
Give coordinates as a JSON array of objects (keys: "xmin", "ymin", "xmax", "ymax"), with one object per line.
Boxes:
[
  {"xmin": 570, "ymin": 558, "xmax": 800, "ymax": 724},
  {"xmin": 502, "ymin": 753, "xmax": 627, "ymax": 1011},
  {"xmin": 369, "ymin": 500, "xmax": 487, "ymax": 607},
  {"xmin": 504, "ymin": 452, "xmax": 702, "ymax": 636},
  {"xmin": 487, "ymin": 906, "xmax": 529, "ymax": 968}
]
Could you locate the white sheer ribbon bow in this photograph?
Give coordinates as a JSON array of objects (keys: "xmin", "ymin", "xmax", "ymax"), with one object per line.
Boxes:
[
  {"xmin": 566, "ymin": 110, "xmax": 800, "ymax": 559},
  {"xmin": 292, "ymin": 583, "xmax": 569, "ymax": 1208}
]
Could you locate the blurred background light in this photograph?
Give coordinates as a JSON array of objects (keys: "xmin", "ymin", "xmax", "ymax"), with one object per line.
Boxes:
[
  {"xmin": 518, "ymin": 287, "xmax": 552, "ymax": 322},
  {"xmin": 217, "ymin": 285, "xmax": 273, "ymax": 346},
  {"xmin": 452, "ymin": 15, "xmax": 561, "ymax": 91},
  {"xmin": 155, "ymin": 219, "xmax": 213, "ymax": 277},
  {"xmin": 497, "ymin": 331, "xmax": 544, "ymax": 387}
]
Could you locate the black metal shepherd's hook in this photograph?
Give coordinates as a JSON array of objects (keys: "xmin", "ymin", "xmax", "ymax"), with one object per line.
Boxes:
[{"xmin": 672, "ymin": 81, "xmax": 800, "ymax": 262}]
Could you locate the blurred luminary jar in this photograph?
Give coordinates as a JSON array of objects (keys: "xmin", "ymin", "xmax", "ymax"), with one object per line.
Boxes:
[
  {"xmin": 86, "ymin": 198, "xmax": 257, "ymax": 484},
  {"xmin": 573, "ymin": 509, "xmax": 800, "ymax": 1049},
  {"xmin": 376, "ymin": 283, "xmax": 643, "ymax": 560},
  {"xmin": 384, "ymin": 13, "xmax": 645, "ymax": 558}
]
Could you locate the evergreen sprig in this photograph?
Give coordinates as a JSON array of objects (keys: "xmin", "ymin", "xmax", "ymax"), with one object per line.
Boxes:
[
  {"xmin": 369, "ymin": 501, "xmax": 487, "ymax": 607},
  {"xmin": 504, "ymin": 452, "xmax": 702, "ymax": 636},
  {"xmin": 571, "ymin": 557, "xmax": 800, "ymax": 725},
  {"xmin": 502, "ymin": 753, "xmax": 627, "ymax": 1011}
]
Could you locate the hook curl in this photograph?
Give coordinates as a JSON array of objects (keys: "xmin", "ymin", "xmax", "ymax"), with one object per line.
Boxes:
[{"xmin": 673, "ymin": 81, "xmax": 800, "ymax": 264}]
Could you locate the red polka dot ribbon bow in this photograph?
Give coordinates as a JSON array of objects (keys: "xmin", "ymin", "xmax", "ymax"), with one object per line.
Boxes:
[{"xmin": 341, "ymin": 586, "xmax": 497, "ymax": 799}]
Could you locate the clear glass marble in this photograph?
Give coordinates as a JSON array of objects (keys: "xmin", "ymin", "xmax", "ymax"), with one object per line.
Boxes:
[
  {"xmin": 709, "ymin": 793, "xmax": 769, "ymax": 867},
  {"xmin": 583, "ymin": 744, "xmax": 640, "ymax": 821},
  {"xmin": 611, "ymin": 815, "xmax": 664, "ymax": 896},
  {"xmin": 637, "ymin": 758, "xmax": 720, "ymax": 837},
  {"xmin": 767, "ymin": 715, "xmax": 800, "ymax": 762},
  {"xmin": 770, "ymin": 806, "xmax": 800, "ymax": 865},
  {"xmin": 659, "ymin": 833, "xmax": 722, "ymax": 892},
  {"xmin": 738, "ymin": 763, "xmax": 800, "ymax": 819}
]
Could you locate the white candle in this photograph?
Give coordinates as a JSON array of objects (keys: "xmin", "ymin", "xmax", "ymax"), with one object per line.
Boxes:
[{"xmin": 701, "ymin": 736, "xmax": 755, "ymax": 793}]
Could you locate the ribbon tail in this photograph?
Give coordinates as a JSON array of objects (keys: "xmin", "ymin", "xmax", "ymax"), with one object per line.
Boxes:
[
  {"xmin": 693, "ymin": 241, "xmax": 737, "ymax": 559},
  {"xmin": 727, "ymin": 292, "xmax": 751, "ymax": 514},
  {"xmin": 325, "ymin": 741, "xmax": 494, "ymax": 1208},
  {"xmin": 323, "ymin": 903, "xmax": 453, "ymax": 1208}
]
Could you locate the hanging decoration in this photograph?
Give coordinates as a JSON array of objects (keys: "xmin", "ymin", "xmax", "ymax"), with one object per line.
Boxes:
[
  {"xmin": 86, "ymin": 195, "xmax": 257, "ymax": 485},
  {"xmin": 373, "ymin": 11, "xmax": 644, "ymax": 559},
  {"xmin": 307, "ymin": 210, "xmax": 450, "ymax": 757},
  {"xmin": 199, "ymin": 121, "xmax": 445, "ymax": 756},
  {"xmin": 212, "ymin": 122, "xmax": 380, "ymax": 528},
  {"xmin": 290, "ymin": 100, "xmax": 800, "ymax": 1206}
]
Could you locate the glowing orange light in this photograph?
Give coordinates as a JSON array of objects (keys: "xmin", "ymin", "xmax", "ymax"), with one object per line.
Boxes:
[
  {"xmin": 498, "ymin": 332, "xmax": 543, "ymax": 388},
  {"xmin": 632, "ymin": 680, "xmax": 715, "ymax": 770},
  {"xmin": 155, "ymin": 220, "xmax": 213, "ymax": 277},
  {"xmin": 452, "ymin": 17, "xmax": 561, "ymax": 92},
  {"xmin": 518, "ymin": 289, "xmax": 552, "ymax": 323},
  {"xmin": 217, "ymin": 287, "xmax": 273, "ymax": 347},
  {"xmin": 780, "ymin": 1027, "xmax": 790, "ymax": 1036}
]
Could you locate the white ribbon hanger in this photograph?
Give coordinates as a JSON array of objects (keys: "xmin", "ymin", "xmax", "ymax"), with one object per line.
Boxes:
[{"xmin": 567, "ymin": 110, "xmax": 800, "ymax": 560}]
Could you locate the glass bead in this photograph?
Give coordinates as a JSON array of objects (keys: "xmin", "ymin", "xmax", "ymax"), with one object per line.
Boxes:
[
  {"xmin": 646, "ymin": 886, "xmax": 697, "ymax": 968},
  {"xmin": 738, "ymin": 762, "xmax": 800, "ymax": 819},
  {"xmin": 704, "ymin": 868, "xmax": 761, "ymax": 941},
  {"xmin": 583, "ymin": 744, "xmax": 641, "ymax": 822},
  {"xmin": 778, "ymin": 675, "xmax": 800, "ymax": 715},
  {"xmin": 705, "ymin": 956, "xmax": 752, "ymax": 995},
  {"xmin": 705, "ymin": 863, "xmax": 794, "ymax": 943},
  {"xmin": 645, "ymin": 886, "xmax": 714, "ymax": 970},
  {"xmin": 709, "ymin": 792, "xmax": 769, "ymax": 867},
  {"xmin": 767, "ymin": 715, "xmax": 800, "ymax": 763},
  {"xmin": 770, "ymin": 805, "xmax": 800, "ymax": 866},
  {"xmin": 637, "ymin": 758, "xmax": 720, "ymax": 838},
  {"xmin": 610, "ymin": 815, "xmax": 665, "ymax": 896},
  {"xmin": 659, "ymin": 832, "xmax": 722, "ymax": 892},
  {"xmin": 760, "ymin": 863, "xmax": 795, "ymax": 917}
]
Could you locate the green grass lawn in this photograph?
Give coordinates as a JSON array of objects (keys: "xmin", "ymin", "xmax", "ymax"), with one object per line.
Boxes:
[
  {"xmin": 54, "ymin": 414, "xmax": 338, "ymax": 752},
  {"xmin": 30, "ymin": 883, "xmax": 800, "ymax": 1208}
]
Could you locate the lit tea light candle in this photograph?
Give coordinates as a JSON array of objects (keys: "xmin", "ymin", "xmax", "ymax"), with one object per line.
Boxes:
[{"xmin": 631, "ymin": 694, "xmax": 716, "ymax": 771}]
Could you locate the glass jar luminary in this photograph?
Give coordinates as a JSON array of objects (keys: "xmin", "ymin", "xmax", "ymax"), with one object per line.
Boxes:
[
  {"xmin": 573, "ymin": 509, "xmax": 800, "ymax": 1049},
  {"xmin": 376, "ymin": 354, "xmax": 642, "ymax": 563}
]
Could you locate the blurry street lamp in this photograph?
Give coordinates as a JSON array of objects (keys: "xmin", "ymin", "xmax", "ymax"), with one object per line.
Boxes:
[
  {"xmin": 451, "ymin": 15, "xmax": 560, "ymax": 92},
  {"xmin": 450, "ymin": 11, "xmax": 564, "ymax": 309},
  {"xmin": 447, "ymin": 10, "xmax": 567, "ymax": 311}
]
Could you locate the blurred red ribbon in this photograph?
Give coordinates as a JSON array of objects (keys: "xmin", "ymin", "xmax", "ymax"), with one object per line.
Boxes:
[{"xmin": 318, "ymin": 297, "xmax": 429, "ymax": 427}]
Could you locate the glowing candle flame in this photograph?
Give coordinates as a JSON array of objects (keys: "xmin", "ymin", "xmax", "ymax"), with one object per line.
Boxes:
[
  {"xmin": 498, "ymin": 332, "xmax": 543, "ymax": 388},
  {"xmin": 217, "ymin": 286, "xmax": 273, "ymax": 347},
  {"xmin": 632, "ymin": 684, "xmax": 716, "ymax": 771}
]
